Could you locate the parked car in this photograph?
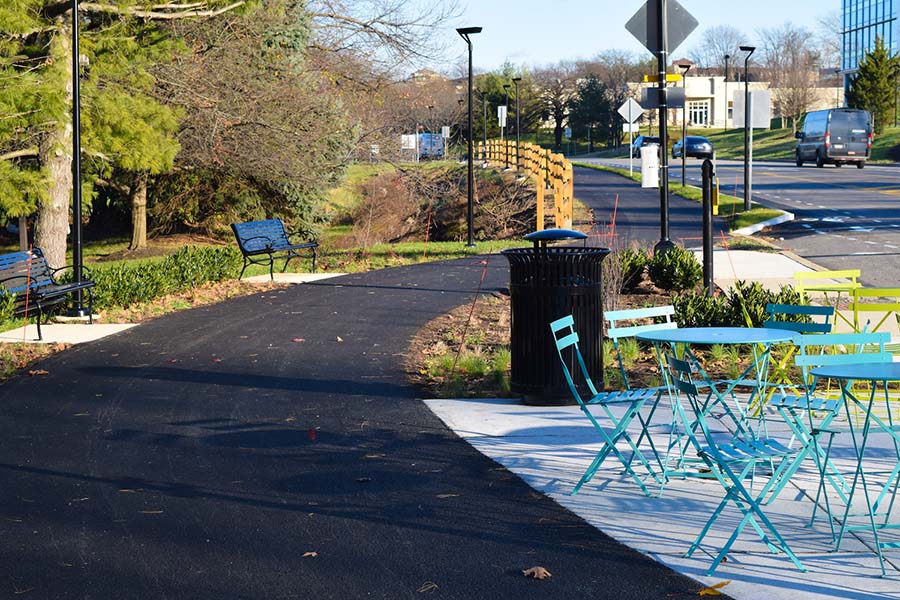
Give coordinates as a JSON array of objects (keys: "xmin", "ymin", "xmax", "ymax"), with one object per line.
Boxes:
[
  {"xmin": 630, "ymin": 135, "xmax": 660, "ymax": 158},
  {"xmin": 672, "ymin": 136, "xmax": 713, "ymax": 159},
  {"xmin": 795, "ymin": 108, "xmax": 871, "ymax": 168}
]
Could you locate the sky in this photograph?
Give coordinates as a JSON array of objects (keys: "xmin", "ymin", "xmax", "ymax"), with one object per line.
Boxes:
[{"xmin": 446, "ymin": 0, "xmax": 838, "ymax": 71}]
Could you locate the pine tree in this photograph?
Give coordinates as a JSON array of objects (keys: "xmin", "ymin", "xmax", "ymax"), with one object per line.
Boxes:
[
  {"xmin": 846, "ymin": 36, "xmax": 900, "ymax": 135},
  {"xmin": 0, "ymin": 1, "xmax": 242, "ymax": 266}
]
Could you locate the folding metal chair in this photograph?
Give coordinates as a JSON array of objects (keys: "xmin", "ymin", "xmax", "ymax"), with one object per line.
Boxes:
[
  {"xmin": 794, "ymin": 269, "xmax": 860, "ymax": 332},
  {"xmin": 768, "ymin": 332, "xmax": 891, "ymax": 535},
  {"xmin": 666, "ymin": 353, "xmax": 806, "ymax": 575},
  {"xmin": 550, "ymin": 315, "xmax": 662, "ymax": 497},
  {"xmin": 762, "ymin": 303, "xmax": 834, "ymax": 399}
]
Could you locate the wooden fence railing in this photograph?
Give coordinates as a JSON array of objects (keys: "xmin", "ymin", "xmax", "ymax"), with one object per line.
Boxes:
[{"xmin": 478, "ymin": 140, "xmax": 573, "ymax": 231}]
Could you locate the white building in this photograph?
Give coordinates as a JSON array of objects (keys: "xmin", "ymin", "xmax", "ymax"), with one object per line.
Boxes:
[{"xmin": 630, "ymin": 76, "xmax": 843, "ymax": 129}]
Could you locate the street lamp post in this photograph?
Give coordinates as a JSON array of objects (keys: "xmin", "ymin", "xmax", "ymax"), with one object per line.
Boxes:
[
  {"xmin": 456, "ymin": 26, "xmax": 482, "ymax": 247},
  {"xmin": 512, "ymin": 77, "xmax": 522, "ymax": 172},
  {"xmin": 70, "ymin": 0, "xmax": 86, "ymax": 316},
  {"xmin": 740, "ymin": 45, "xmax": 755, "ymax": 212},
  {"xmin": 724, "ymin": 54, "xmax": 730, "ymax": 131},
  {"xmin": 677, "ymin": 62, "xmax": 691, "ymax": 187}
]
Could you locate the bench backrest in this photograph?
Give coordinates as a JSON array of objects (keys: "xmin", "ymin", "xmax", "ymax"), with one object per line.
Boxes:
[
  {"xmin": 231, "ymin": 219, "xmax": 290, "ymax": 253},
  {"xmin": 0, "ymin": 249, "xmax": 54, "ymax": 295}
]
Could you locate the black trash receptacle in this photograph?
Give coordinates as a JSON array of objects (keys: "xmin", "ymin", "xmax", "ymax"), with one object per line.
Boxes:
[{"xmin": 502, "ymin": 230, "xmax": 610, "ymax": 406}]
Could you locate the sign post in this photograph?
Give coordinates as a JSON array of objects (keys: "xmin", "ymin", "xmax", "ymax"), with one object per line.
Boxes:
[
  {"xmin": 627, "ymin": 0, "xmax": 698, "ymax": 255},
  {"xmin": 618, "ymin": 98, "xmax": 644, "ymax": 176}
]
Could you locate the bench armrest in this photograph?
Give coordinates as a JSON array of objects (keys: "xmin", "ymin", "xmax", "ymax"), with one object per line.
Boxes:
[{"xmin": 49, "ymin": 263, "xmax": 94, "ymax": 280}]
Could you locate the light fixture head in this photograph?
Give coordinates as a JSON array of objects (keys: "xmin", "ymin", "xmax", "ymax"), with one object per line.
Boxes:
[
  {"xmin": 512, "ymin": 77, "xmax": 522, "ymax": 83},
  {"xmin": 724, "ymin": 54, "xmax": 731, "ymax": 60},
  {"xmin": 456, "ymin": 27, "xmax": 483, "ymax": 40},
  {"xmin": 739, "ymin": 45, "xmax": 755, "ymax": 54}
]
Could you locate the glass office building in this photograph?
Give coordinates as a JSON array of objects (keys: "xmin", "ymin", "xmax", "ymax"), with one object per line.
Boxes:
[{"xmin": 842, "ymin": 0, "xmax": 898, "ymax": 74}]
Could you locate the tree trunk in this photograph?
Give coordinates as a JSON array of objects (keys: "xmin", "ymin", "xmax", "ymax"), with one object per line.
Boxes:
[
  {"xmin": 130, "ymin": 173, "xmax": 148, "ymax": 250},
  {"xmin": 35, "ymin": 25, "xmax": 74, "ymax": 270}
]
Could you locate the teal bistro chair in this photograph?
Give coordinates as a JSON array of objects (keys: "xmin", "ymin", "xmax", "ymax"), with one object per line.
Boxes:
[
  {"xmin": 549, "ymin": 315, "xmax": 662, "ymax": 497},
  {"xmin": 605, "ymin": 305, "xmax": 679, "ymax": 491},
  {"xmin": 767, "ymin": 331, "xmax": 891, "ymax": 537},
  {"xmin": 666, "ymin": 353, "xmax": 806, "ymax": 575}
]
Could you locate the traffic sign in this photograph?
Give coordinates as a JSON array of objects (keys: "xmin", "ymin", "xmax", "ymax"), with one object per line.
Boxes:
[
  {"xmin": 643, "ymin": 73, "xmax": 683, "ymax": 83},
  {"xmin": 497, "ymin": 105, "xmax": 507, "ymax": 127},
  {"xmin": 617, "ymin": 98, "xmax": 644, "ymax": 123},
  {"xmin": 640, "ymin": 87, "xmax": 685, "ymax": 109},
  {"xmin": 626, "ymin": 0, "xmax": 698, "ymax": 55}
]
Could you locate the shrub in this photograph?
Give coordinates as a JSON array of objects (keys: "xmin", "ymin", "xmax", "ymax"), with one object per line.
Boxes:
[
  {"xmin": 724, "ymin": 281, "xmax": 807, "ymax": 328},
  {"xmin": 619, "ymin": 247, "xmax": 650, "ymax": 292},
  {"xmin": 88, "ymin": 246, "xmax": 242, "ymax": 310},
  {"xmin": 647, "ymin": 245, "xmax": 702, "ymax": 291},
  {"xmin": 672, "ymin": 290, "xmax": 729, "ymax": 327},
  {"xmin": 673, "ymin": 282, "xmax": 808, "ymax": 328}
]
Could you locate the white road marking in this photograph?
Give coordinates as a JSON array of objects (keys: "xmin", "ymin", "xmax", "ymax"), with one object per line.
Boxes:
[{"xmin": 886, "ymin": 244, "xmax": 899, "ymax": 249}]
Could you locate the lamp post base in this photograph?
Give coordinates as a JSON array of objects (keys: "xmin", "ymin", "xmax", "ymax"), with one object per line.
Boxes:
[{"xmin": 654, "ymin": 238, "xmax": 676, "ymax": 255}]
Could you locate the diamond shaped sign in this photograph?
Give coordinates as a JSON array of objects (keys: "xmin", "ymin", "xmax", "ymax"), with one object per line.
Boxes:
[
  {"xmin": 617, "ymin": 98, "xmax": 644, "ymax": 123},
  {"xmin": 626, "ymin": 0, "xmax": 699, "ymax": 55}
]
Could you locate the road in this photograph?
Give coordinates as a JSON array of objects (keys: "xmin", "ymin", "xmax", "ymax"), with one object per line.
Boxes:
[{"xmin": 578, "ymin": 157, "xmax": 900, "ymax": 286}]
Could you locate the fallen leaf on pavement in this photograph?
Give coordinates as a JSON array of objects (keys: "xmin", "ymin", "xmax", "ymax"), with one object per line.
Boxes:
[
  {"xmin": 699, "ymin": 581, "xmax": 731, "ymax": 596},
  {"xmin": 364, "ymin": 453, "xmax": 385, "ymax": 459},
  {"xmin": 435, "ymin": 494, "xmax": 460, "ymax": 499},
  {"xmin": 336, "ymin": 336, "xmax": 343, "ymax": 342},
  {"xmin": 28, "ymin": 369, "xmax": 49, "ymax": 376},
  {"xmin": 416, "ymin": 582, "xmax": 438, "ymax": 593},
  {"xmin": 302, "ymin": 551, "xmax": 318, "ymax": 558},
  {"xmin": 211, "ymin": 357, "xmax": 222, "ymax": 363},
  {"xmin": 292, "ymin": 338, "xmax": 305, "ymax": 343},
  {"xmin": 522, "ymin": 566, "xmax": 551, "ymax": 580}
]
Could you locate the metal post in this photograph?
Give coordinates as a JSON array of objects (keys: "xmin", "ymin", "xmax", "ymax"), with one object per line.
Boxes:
[
  {"xmin": 724, "ymin": 54, "xmax": 730, "ymax": 131},
  {"xmin": 740, "ymin": 45, "xmax": 755, "ymax": 212},
  {"xmin": 503, "ymin": 84, "xmax": 511, "ymax": 168},
  {"xmin": 482, "ymin": 92, "xmax": 487, "ymax": 163},
  {"xmin": 678, "ymin": 62, "xmax": 691, "ymax": 186},
  {"xmin": 70, "ymin": 0, "xmax": 85, "ymax": 315},
  {"xmin": 456, "ymin": 27, "xmax": 482, "ymax": 247},
  {"xmin": 701, "ymin": 158, "xmax": 714, "ymax": 296},
  {"xmin": 512, "ymin": 77, "xmax": 521, "ymax": 172},
  {"xmin": 654, "ymin": 0, "xmax": 674, "ymax": 255}
]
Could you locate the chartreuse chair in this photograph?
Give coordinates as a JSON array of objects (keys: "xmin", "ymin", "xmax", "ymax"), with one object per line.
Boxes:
[
  {"xmin": 767, "ymin": 331, "xmax": 891, "ymax": 538},
  {"xmin": 849, "ymin": 287, "xmax": 900, "ymax": 354},
  {"xmin": 550, "ymin": 315, "xmax": 662, "ymax": 497},
  {"xmin": 665, "ymin": 353, "xmax": 806, "ymax": 575},
  {"xmin": 794, "ymin": 269, "xmax": 861, "ymax": 331}
]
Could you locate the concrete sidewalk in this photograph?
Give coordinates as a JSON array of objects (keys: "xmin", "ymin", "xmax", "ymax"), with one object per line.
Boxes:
[{"xmin": 426, "ymin": 397, "xmax": 900, "ymax": 599}]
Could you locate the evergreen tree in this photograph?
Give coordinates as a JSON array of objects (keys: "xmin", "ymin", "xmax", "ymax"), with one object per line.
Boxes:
[
  {"xmin": 568, "ymin": 74, "xmax": 612, "ymax": 151},
  {"xmin": 0, "ymin": 1, "xmax": 243, "ymax": 266},
  {"xmin": 846, "ymin": 36, "xmax": 900, "ymax": 134}
]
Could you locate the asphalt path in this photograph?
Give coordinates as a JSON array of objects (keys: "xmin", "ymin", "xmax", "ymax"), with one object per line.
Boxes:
[
  {"xmin": 0, "ymin": 259, "xmax": 717, "ymax": 599},
  {"xmin": 572, "ymin": 165, "xmax": 729, "ymax": 248},
  {"xmin": 583, "ymin": 157, "xmax": 900, "ymax": 285}
]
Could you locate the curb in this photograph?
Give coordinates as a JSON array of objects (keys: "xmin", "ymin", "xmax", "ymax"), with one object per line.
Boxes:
[{"xmin": 730, "ymin": 210, "xmax": 794, "ymax": 236}]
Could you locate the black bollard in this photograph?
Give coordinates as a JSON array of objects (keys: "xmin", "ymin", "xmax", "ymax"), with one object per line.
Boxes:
[{"xmin": 701, "ymin": 158, "xmax": 715, "ymax": 296}]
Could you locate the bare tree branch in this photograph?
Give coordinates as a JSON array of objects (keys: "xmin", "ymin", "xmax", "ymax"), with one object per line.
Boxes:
[
  {"xmin": 79, "ymin": 1, "xmax": 246, "ymax": 20},
  {"xmin": 0, "ymin": 148, "xmax": 39, "ymax": 161}
]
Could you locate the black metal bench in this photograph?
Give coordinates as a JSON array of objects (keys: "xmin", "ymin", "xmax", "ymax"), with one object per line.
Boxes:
[
  {"xmin": 0, "ymin": 248, "xmax": 96, "ymax": 341},
  {"xmin": 230, "ymin": 219, "xmax": 318, "ymax": 280}
]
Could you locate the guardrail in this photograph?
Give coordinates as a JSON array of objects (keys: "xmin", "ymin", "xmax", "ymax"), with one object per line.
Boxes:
[{"xmin": 478, "ymin": 140, "xmax": 573, "ymax": 231}]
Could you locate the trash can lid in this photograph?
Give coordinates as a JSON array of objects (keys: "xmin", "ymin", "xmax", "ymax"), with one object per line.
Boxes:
[{"xmin": 524, "ymin": 229, "xmax": 588, "ymax": 248}]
